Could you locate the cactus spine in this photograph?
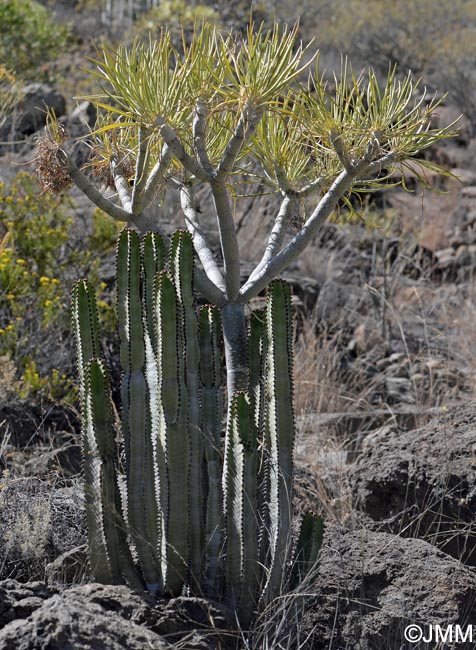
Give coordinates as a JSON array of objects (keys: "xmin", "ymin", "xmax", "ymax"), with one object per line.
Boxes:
[{"xmin": 73, "ymin": 229, "xmax": 323, "ymax": 624}]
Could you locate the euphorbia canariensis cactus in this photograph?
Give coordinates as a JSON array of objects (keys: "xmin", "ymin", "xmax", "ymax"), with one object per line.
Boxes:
[{"xmin": 72, "ymin": 228, "xmax": 323, "ymax": 625}]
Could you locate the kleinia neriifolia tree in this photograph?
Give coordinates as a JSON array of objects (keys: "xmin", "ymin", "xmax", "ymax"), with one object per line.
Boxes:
[
  {"xmin": 41, "ymin": 21, "xmax": 456, "ymax": 628},
  {"xmin": 44, "ymin": 24, "xmax": 455, "ymax": 396}
]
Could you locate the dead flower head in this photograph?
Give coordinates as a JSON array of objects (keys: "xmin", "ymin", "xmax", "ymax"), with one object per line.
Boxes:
[{"xmin": 36, "ymin": 127, "xmax": 72, "ymax": 194}]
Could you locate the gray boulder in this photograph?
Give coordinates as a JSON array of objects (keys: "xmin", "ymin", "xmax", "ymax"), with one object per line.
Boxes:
[
  {"xmin": 0, "ymin": 583, "xmax": 231, "ymax": 650},
  {"xmin": 0, "ymin": 580, "xmax": 56, "ymax": 630},
  {"xmin": 351, "ymin": 402, "xmax": 476, "ymax": 566},
  {"xmin": 13, "ymin": 84, "xmax": 66, "ymax": 136},
  {"xmin": 302, "ymin": 527, "xmax": 476, "ymax": 649}
]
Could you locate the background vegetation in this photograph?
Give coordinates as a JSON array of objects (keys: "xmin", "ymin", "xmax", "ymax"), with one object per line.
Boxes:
[{"xmin": 0, "ymin": 0, "xmax": 70, "ymax": 80}]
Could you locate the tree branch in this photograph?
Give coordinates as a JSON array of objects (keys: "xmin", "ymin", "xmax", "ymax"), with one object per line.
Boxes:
[
  {"xmin": 142, "ymin": 145, "xmax": 173, "ymax": 210},
  {"xmin": 367, "ymin": 151, "xmax": 399, "ymax": 173},
  {"xmin": 56, "ymin": 148, "xmax": 133, "ymax": 223},
  {"xmin": 195, "ymin": 268, "xmax": 227, "ymax": 305},
  {"xmin": 298, "ymin": 176, "xmax": 326, "ymax": 197},
  {"xmin": 274, "ymin": 165, "xmax": 292, "ymax": 194},
  {"xmin": 156, "ymin": 117, "xmax": 210, "ymax": 181},
  {"xmin": 193, "ymin": 98, "xmax": 214, "ymax": 175},
  {"xmin": 179, "ymin": 184, "xmax": 226, "ymax": 294},
  {"xmin": 215, "ymin": 102, "xmax": 261, "ymax": 177},
  {"xmin": 240, "ymin": 166, "xmax": 360, "ymax": 301},
  {"xmin": 246, "ymin": 195, "xmax": 292, "ymax": 285},
  {"xmin": 132, "ymin": 200, "xmax": 225, "ymax": 305},
  {"xmin": 330, "ymin": 129, "xmax": 352, "ymax": 170},
  {"xmin": 275, "ymin": 164, "xmax": 325, "ymax": 198},
  {"xmin": 111, "ymin": 155, "xmax": 132, "ymax": 212},
  {"xmin": 210, "ymin": 179, "xmax": 241, "ymax": 300},
  {"xmin": 131, "ymin": 125, "xmax": 150, "ymax": 216}
]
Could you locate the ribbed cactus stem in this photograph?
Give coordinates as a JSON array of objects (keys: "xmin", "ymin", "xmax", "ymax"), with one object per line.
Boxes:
[
  {"xmin": 238, "ymin": 397, "xmax": 259, "ymax": 625},
  {"xmin": 224, "ymin": 392, "xmax": 246, "ymax": 607},
  {"xmin": 117, "ymin": 229, "xmax": 162, "ymax": 593},
  {"xmin": 248, "ymin": 310, "xmax": 269, "ymax": 580},
  {"xmin": 85, "ymin": 359, "xmax": 142, "ymax": 589},
  {"xmin": 72, "ymin": 280, "xmax": 110, "ymax": 583},
  {"xmin": 261, "ymin": 280, "xmax": 295, "ymax": 605},
  {"xmin": 290, "ymin": 512, "xmax": 324, "ymax": 589},
  {"xmin": 142, "ymin": 231, "xmax": 166, "ymax": 355},
  {"xmin": 72, "ymin": 280, "xmax": 142, "ymax": 589},
  {"xmin": 155, "ymin": 269, "xmax": 190, "ymax": 595},
  {"xmin": 82, "ymin": 360, "xmax": 113, "ymax": 584},
  {"xmin": 199, "ymin": 304, "xmax": 224, "ymax": 597},
  {"xmin": 72, "ymin": 279, "xmax": 101, "ymax": 403},
  {"xmin": 169, "ymin": 230, "xmax": 203, "ymax": 588},
  {"xmin": 224, "ymin": 392, "xmax": 258, "ymax": 619},
  {"xmin": 142, "ymin": 231, "xmax": 167, "ymax": 589},
  {"xmin": 142, "ymin": 231, "xmax": 167, "ymax": 587},
  {"xmin": 248, "ymin": 311, "xmax": 266, "ymax": 435}
]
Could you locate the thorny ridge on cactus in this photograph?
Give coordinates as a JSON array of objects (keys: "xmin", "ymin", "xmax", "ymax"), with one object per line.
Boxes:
[{"xmin": 72, "ymin": 228, "xmax": 324, "ymax": 627}]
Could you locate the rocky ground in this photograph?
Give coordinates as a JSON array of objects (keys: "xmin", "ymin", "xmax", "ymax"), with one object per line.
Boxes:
[{"xmin": 1, "ymin": 24, "xmax": 476, "ymax": 650}]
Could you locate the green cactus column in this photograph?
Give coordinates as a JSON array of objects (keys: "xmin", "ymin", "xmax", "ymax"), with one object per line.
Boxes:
[
  {"xmin": 72, "ymin": 280, "xmax": 142, "ymax": 589},
  {"xmin": 154, "ymin": 269, "xmax": 190, "ymax": 595},
  {"xmin": 84, "ymin": 358, "xmax": 142, "ymax": 588},
  {"xmin": 248, "ymin": 309, "xmax": 269, "ymax": 582},
  {"xmin": 290, "ymin": 511, "xmax": 325, "ymax": 589},
  {"xmin": 224, "ymin": 391, "xmax": 258, "ymax": 620},
  {"xmin": 199, "ymin": 304, "xmax": 224, "ymax": 598},
  {"xmin": 169, "ymin": 230, "xmax": 203, "ymax": 589},
  {"xmin": 117, "ymin": 229, "xmax": 162, "ymax": 593},
  {"xmin": 259, "ymin": 281, "xmax": 295, "ymax": 606},
  {"xmin": 142, "ymin": 230, "xmax": 167, "ymax": 586}
]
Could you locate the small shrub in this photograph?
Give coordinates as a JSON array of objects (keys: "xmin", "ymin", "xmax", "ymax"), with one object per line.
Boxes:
[
  {"xmin": 0, "ymin": 173, "xmax": 119, "ymax": 406},
  {"xmin": 0, "ymin": 0, "xmax": 71, "ymax": 79}
]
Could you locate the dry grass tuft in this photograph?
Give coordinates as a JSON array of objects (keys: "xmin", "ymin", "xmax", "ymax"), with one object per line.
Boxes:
[
  {"xmin": 0, "ymin": 355, "xmax": 20, "ymax": 403},
  {"xmin": 0, "ymin": 451, "xmax": 86, "ymax": 581}
]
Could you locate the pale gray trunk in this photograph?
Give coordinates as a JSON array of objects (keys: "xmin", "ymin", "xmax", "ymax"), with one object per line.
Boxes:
[{"xmin": 220, "ymin": 302, "xmax": 248, "ymax": 400}]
